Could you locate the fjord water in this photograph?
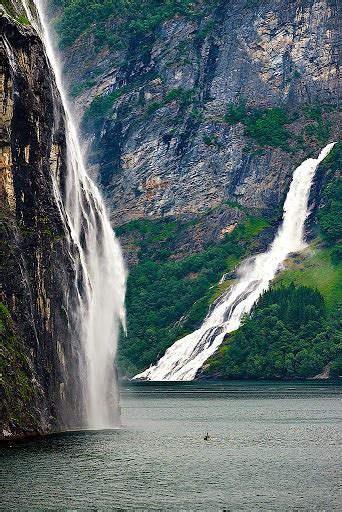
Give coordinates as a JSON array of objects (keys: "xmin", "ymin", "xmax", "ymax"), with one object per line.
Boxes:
[
  {"xmin": 23, "ymin": 1, "xmax": 126, "ymax": 428},
  {"xmin": 2, "ymin": 382, "xmax": 341, "ymax": 510},
  {"xmin": 135, "ymin": 143, "xmax": 336, "ymax": 381}
]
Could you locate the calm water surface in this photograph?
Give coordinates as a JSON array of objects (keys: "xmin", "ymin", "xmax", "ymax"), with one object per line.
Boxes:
[{"xmin": 1, "ymin": 381, "xmax": 341, "ymax": 510}]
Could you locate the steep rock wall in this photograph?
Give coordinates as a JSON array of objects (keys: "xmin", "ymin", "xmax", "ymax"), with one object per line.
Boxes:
[
  {"xmin": 0, "ymin": 8, "xmax": 86, "ymax": 439},
  {"xmin": 57, "ymin": 0, "xmax": 340, "ymax": 232}
]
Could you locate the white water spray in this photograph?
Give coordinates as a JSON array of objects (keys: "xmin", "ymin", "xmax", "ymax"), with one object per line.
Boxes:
[
  {"xmin": 23, "ymin": 1, "xmax": 126, "ymax": 427},
  {"xmin": 135, "ymin": 143, "xmax": 336, "ymax": 381}
]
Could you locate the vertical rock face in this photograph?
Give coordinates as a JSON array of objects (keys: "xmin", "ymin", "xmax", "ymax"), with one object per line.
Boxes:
[
  {"xmin": 59, "ymin": 0, "xmax": 340, "ymax": 229},
  {"xmin": 0, "ymin": 9, "xmax": 86, "ymax": 439}
]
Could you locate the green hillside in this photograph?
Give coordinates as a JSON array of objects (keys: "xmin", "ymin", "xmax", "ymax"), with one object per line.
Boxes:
[
  {"xmin": 205, "ymin": 141, "xmax": 341, "ymax": 379},
  {"xmin": 117, "ymin": 214, "xmax": 269, "ymax": 376}
]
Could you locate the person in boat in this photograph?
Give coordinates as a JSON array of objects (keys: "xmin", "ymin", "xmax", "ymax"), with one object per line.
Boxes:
[{"xmin": 204, "ymin": 432, "xmax": 210, "ymax": 441}]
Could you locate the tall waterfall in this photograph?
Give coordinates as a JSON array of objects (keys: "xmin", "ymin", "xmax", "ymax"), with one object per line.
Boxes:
[
  {"xmin": 134, "ymin": 143, "xmax": 336, "ymax": 381},
  {"xmin": 24, "ymin": 1, "xmax": 126, "ymax": 427}
]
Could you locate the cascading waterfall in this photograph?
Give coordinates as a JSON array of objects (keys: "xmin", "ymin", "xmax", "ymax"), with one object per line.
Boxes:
[
  {"xmin": 23, "ymin": 1, "xmax": 126, "ymax": 428},
  {"xmin": 134, "ymin": 143, "xmax": 336, "ymax": 381}
]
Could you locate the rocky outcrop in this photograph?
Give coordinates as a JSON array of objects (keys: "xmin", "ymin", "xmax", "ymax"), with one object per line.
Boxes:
[
  {"xmin": 0, "ymin": 7, "xmax": 87, "ymax": 439},
  {"xmin": 56, "ymin": 0, "xmax": 340, "ymax": 236}
]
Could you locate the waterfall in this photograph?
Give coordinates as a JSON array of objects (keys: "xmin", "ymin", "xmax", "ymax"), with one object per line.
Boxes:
[
  {"xmin": 134, "ymin": 143, "xmax": 336, "ymax": 381},
  {"xmin": 23, "ymin": 1, "xmax": 126, "ymax": 428}
]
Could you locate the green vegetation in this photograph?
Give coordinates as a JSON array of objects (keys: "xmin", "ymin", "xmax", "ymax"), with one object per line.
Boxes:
[
  {"xmin": 83, "ymin": 86, "xmax": 195, "ymax": 130},
  {"xmin": 1, "ymin": 0, "xmax": 30, "ymax": 24},
  {"xmin": 189, "ymin": 107, "xmax": 204, "ymax": 123},
  {"xmin": 317, "ymin": 141, "xmax": 342, "ymax": 263},
  {"xmin": 116, "ymin": 217, "xmax": 180, "ymax": 246},
  {"xmin": 203, "ymin": 133, "xmax": 221, "ymax": 147},
  {"xmin": 70, "ymin": 79, "xmax": 96, "ymax": 98},
  {"xmin": 275, "ymin": 247, "xmax": 341, "ymax": 312},
  {"xmin": 224, "ymin": 99, "xmax": 293, "ymax": 151},
  {"xmin": 244, "ymin": 108, "xmax": 293, "ymax": 150},
  {"xmin": 145, "ymin": 88, "xmax": 195, "ymax": 117},
  {"xmin": 146, "ymin": 101, "xmax": 163, "ymax": 115},
  {"xmin": 195, "ymin": 20, "xmax": 214, "ymax": 45},
  {"xmin": 164, "ymin": 88, "xmax": 194, "ymax": 104},
  {"xmin": 0, "ymin": 302, "xmax": 36, "ymax": 426},
  {"xmin": 118, "ymin": 215, "xmax": 269, "ymax": 376},
  {"xmin": 17, "ymin": 13, "xmax": 29, "ymax": 25},
  {"xmin": 303, "ymin": 104, "xmax": 332, "ymax": 143},
  {"xmin": 223, "ymin": 99, "xmax": 337, "ymax": 151},
  {"xmin": 206, "ymin": 284, "xmax": 341, "ymax": 379},
  {"xmin": 224, "ymin": 98, "xmax": 248, "ymax": 125},
  {"xmin": 1, "ymin": 0, "xmax": 16, "ymax": 16},
  {"xmin": 50, "ymin": 0, "xmax": 201, "ymax": 51},
  {"xmin": 83, "ymin": 89, "xmax": 123, "ymax": 130}
]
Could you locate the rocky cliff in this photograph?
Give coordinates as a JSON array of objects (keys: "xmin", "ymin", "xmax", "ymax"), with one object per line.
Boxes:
[
  {"xmin": 48, "ymin": 0, "xmax": 340, "ymax": 376},
  {"xmin": 0, "ymin": 4, "xmax": 89, "ymax": 439},
  {"xmin": 55, "ymin": 0, "xmax": 340, "ymax": 231}
]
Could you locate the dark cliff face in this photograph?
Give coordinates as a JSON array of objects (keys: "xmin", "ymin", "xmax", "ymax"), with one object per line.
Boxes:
[
  {"xmin": 0, "ymin": 10, "xmax": 87, "ymax": 439},
  {"xmin": 57, "ymin": 0, "xmax": 340, "ymax": 235}
]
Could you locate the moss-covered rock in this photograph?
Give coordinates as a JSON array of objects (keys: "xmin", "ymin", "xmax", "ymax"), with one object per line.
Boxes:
[{"xmin": 0, "ymin": 303, "xmax": 40, "ymax": 438}]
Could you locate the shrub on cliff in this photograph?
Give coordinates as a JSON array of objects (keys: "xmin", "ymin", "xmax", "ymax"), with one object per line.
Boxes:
[
  {"xmin": 224, "ymin": 100, "xmax": 293, "ymax": 151},
  {"xmin": 83, "ymin": 90, "xmax": 123, "ymax": 131}
]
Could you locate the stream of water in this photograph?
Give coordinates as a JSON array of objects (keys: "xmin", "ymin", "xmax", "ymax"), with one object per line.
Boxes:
[
  {"xmin": 135, "ymin": 143, "xmax": 336, "ymax": 381},
  {"xmin": 23, "ymin": 1, "xmax": 126, "ymax": 428}
]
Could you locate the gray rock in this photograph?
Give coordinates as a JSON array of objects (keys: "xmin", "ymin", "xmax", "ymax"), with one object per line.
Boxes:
[{"xmin": 56, "ymin": 0, "xmax": 340, "ymax": 241}]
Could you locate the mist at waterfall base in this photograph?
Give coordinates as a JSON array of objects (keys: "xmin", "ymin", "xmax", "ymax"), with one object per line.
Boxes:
[
  {"xmin": 135, "ymin": 143, "xmax": 336, "ymax": 381},
  {"xmin": 24, "ymin": 1, "xmax": 126, "ymax": 429}
]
